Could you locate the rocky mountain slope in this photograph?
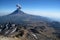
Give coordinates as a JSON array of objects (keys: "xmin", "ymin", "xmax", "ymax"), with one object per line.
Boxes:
[{"xmin": 0, "ymin": 6, "xmax": 60, "ymax": 40}]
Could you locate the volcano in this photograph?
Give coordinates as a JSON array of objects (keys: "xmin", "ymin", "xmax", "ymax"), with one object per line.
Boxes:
[
  {"xmin": 0, "ymin": 5, "xmax": 60, "ymax": 40},
  {"xmin": 0, "ymin": 7, "xmax": 50, "ymax": 24}
]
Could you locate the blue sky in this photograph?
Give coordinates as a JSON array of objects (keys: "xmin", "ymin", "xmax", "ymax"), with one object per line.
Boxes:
[{"xmin": 0, "ymin": 0, "xmax": 60, "ymax": 21}]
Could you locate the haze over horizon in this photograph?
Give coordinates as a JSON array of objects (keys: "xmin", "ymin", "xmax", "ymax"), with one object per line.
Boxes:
[{"xmin": 0, "ymin": 0, "xmax": 60, "ymax": 21}]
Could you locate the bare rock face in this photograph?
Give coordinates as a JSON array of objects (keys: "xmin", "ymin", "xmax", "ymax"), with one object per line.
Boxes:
[
  {"xmin": 0, "ymin": 36, "xmax": 22, "ymax": 40},
  {"xmin": 0, "ymin": 22, "xmax": 60, "ymax": 40}
]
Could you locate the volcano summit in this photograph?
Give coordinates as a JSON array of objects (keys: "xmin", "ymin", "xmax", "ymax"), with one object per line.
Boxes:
[{"xmin": 0, "ymin": 4, "xmax": 51, "ymax": 24}]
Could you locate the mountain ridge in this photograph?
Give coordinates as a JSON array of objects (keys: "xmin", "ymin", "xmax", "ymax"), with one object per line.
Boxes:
[{"xmin": 0, "ymin": 9, "xmax": 51, "ymax": 24}]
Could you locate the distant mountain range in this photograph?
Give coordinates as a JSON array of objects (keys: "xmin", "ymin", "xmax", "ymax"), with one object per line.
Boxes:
[{"xmin": 0, "ymin": 9, "xmax": 51, "ymax": 24}]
